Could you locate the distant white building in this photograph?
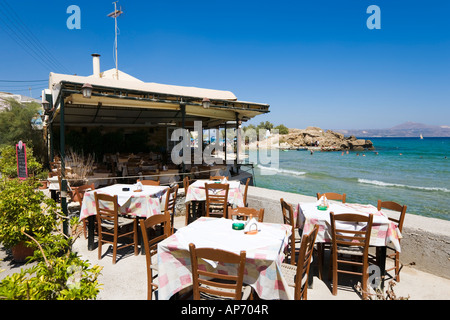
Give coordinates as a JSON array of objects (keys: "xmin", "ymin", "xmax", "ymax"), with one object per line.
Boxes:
[
  {"xmin": 0, "ymin": 92, "xmax": 44, "ymax": 129},
  {"xmin": 0, "ymin": 92, "xmax": 41, "ymax": 111}
]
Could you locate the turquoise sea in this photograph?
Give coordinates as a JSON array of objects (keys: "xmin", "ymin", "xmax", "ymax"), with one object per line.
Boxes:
[{"xmin": 247, "ymin": 137, "xmax": 450, "ymax": 221}]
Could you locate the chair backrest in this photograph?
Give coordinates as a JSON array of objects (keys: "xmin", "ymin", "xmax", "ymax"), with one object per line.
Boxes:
[
  {"xmin": 94, "ymin": 192, "xmax": 119, "ymax": 226},
  {"xmin": 280, "ymin": 198, "xmax": 297, "ymax": 265},
  {"xmin": 165, "ymin": 185, "xmax": 178, "ymax": 233},
  {"xmin": 205, "ymin": 183, "xmax": 229, "ymax": 218},
  {"xmin": 183, "ymin": 176, "xmax": 190, "ymax": 191},
  {"xmin": 138, "ymin": 179, "xmax": 161, "ymax": 186},
  {"xmin": 330, "ymin": 212, "xmax": 373, "ymax": 257},
  {"xmin": 140, "ymin": 213, "xmax": 171, "ymax": 266},
  {"xmin": 316, "ymin": 192, "xmax": 346, "ymax": 203},
  {"xmin": 189, "ymin": 243, "xmax": 246, "ymax": 300},
  {"xmin": 243, "ymin": 178, "xmax": 250, "ymax": 207},
  {"xmin": 50, "ymin": 161, "xmax": 61, "ymax": 171},
  {"xmin": 210, "ymin": 175, "xmax": 226, "ymax": 180},
  {"xmin": 294, "ymin": 225, "xmax": 319, "ymax": 300},
  {"xmin": 228, "ymin": 207, "xmax": 264, "ymax": 222},
  {"xmin": 377, "ymin": 200, "xmax": 407, "ymax": 232},
  {"xmin": 280, "ymin": 198, "xmax": 295, "ymax": 227},
  {"xmin": 73, "ymin": 183, "xmax": 95, "ymax": 205}
]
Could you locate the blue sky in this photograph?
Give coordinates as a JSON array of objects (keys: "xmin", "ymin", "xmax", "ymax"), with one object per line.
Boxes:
[{"xmin": 0, "ymin": 0, "xmax": 449, "ymax": 130}]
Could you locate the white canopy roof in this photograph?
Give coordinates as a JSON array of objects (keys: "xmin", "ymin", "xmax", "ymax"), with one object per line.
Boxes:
[{"xmin": 49, "ymin": 71, "xmax": 238, "ymax": 101}]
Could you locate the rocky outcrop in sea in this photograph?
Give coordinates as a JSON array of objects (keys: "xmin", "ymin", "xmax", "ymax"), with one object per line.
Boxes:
[{"xmin": 279, "ymin": 126, "xmax": 374, "ymax": 151}]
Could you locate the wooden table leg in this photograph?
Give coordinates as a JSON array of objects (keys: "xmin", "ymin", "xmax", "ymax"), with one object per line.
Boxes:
[
  {"xmin": 378, "ymin": 246, "xmax": 387, "ymax": 290},
  {"xmin": 87, "ymin": 215, "xmax": 95, "ymax": 251}
]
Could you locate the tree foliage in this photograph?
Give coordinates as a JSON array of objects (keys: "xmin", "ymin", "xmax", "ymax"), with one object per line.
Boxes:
[
  {"xmin": 0, "ymin": 99, "xmax": 46, "ymax": 162},
  {"xmin": 0, "ymin": 178, "xmax": 102, "ymax": 300},
  {"xmin": 0, "ymin": 144, "xmax": 42, "ymax": 178}
]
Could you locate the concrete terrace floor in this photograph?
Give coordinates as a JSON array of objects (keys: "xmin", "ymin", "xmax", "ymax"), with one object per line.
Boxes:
[
  {"xmin": 1, "ymin": 215, "xmax": 449, "ymax": 300},
  {"xmin": 76, "ymin": 216, "xmax": 450, "ymax": 300}
]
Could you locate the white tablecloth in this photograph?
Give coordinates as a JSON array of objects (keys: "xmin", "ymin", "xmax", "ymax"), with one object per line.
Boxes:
[
  {"xmin": 80, "ymin": 184, "xmax": 168, "ymax": 219},
  {"xmin": 157, "ymin": 217, "xmax": 292, "ymax": 300}
]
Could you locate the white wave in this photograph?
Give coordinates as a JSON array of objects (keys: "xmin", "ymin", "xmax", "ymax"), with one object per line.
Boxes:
[
  {"xmin": 257, "ymin": 165, "xmax": 306, "ymax": 176},
  {"xmin": 358, "ymin": 179, "xmax": 450, "ymax": 192}
]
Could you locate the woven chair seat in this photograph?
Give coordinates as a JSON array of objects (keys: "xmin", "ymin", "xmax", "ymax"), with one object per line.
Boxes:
[
  {"xmin": 100, "ymin": 216, "xmax": 135, "ymax": 229},
  {"xmin": 198, "ymin": 282, "xmax": 252, "ymax": 300},
  {"xmin": 337, "ymin": 245, "xmax": 364, "ymax": 256}
]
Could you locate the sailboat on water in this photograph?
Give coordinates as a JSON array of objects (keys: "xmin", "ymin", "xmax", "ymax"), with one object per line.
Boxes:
[{"xmin": 420, "ymin": 133, "xmax": 423, "ymax": 139}]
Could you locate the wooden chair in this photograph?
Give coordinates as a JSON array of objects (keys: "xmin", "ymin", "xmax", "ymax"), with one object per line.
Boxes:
[
  {"xmin": 137, "ymin": 179, "xmax": 161, "ymax": 186},
  {"xmin": 205, "ymin": 183, "xmax": 229, "ymax": 218},
  {"xmin": 376, "ymin": 200, "xmax": 407, "ymax": 282},
  {"xmin": 163, "ymin": 184, "xmax": 178, "ymax": 234},
  {"xmin": 72, "ymin": 183, "xmax": 95, "ymax": 238},
  {"xmin": 243, "ymin": 178, "xmax": 250, "ymax": 207},
  {"xmin": 210, "ymin": 175, "xmax": 226, "ymax": 180},
  {"xmin": 189, "ymin": 243, "xmax": 251, "ymax": 300},
  {"xmin": 139, "ymin": 213, "xmax": 171, "ymax": 299},
  {"xmin": 228, "ymin": 207, "xmax": 264, "ymax": 223},
  {"xmin": 281, "ymin": 225, "xmax": 319, "ymax": 300},
  {"xmin": 329, "ymin": 212, "xmax": 374, "ymax": 300},
  {"xmin": 316, "ymin": 191, "xmax": 346, "ymax": 279},
  {"xmin": 316, "ymin": 192, "xmax": 346, "ymax": 203},
  {"xmin": 183, "ymin": 176, "xmax": 191, "ymax": 226},
  {"xmin": 57, "ymin": 175, "xmax": 75, "ymax": 202},
  {"xmin": 94, "ymin": 193, "xmax": 139, "ymax": 264},
  {"xmin": 280, "ymin": 198, "xmax": 301, "ymax": 265}
]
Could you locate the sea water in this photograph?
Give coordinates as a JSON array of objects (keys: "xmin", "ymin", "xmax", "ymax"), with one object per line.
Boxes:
[{"xmin": 247, "ymin": 137, "xmax": 450, "ymax": 221}]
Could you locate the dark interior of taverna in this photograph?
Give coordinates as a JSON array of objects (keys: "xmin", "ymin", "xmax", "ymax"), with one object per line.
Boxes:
[{"xmin": 42, "ymin": 54, "xmax": 270, "ymax": 196}]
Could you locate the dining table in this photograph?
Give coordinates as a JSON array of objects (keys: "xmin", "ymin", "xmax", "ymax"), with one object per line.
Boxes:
[
  {"xmin": 80, "ymin": 183, "xmax": 169, "ymax": 251},
  {"xmin": 186, "ymin": 179, "xmax": 245, "ymax": 206},
  {"xmin": 296, "ymin": 201, "xmax": 403, "ymax": 287},
  {"xmin": 157, "ymin": 217, "xmax": 292, "ymax": 300},
  {"xmin": 184, "ymin": 179, "xmax": 245, "ymax": 223}
]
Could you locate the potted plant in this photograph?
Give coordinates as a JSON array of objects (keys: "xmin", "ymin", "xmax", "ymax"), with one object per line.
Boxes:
[{"xmin": 0, "ymin": 178, "xmax": 58, "ymax": 262}]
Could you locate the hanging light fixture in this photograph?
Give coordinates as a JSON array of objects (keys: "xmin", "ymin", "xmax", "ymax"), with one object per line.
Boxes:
[
  {"xmin": 42, "ymin": 100, "xmax": 50, "ymax": 113},
  {"xmin": 202, "ymin": 97, "xmax": 211, "ymax": 109},
  {"xmin": 81, "ymin": 83, "xmax": 93, "ymax": 98}
]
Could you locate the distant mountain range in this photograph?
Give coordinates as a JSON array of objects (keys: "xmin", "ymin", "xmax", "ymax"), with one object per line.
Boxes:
[{"xmin": 334, "ymin": 122, "xmax": 450, "ymax": 137}]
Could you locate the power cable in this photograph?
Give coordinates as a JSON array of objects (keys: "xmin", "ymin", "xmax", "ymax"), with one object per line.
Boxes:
[
  {"xmin": 0, "ymin": 2, "xmax": 71, "ymax": 73},
  {"xmin": 2, "ymin": 0, "xmax": 71, "ymax": 74}
]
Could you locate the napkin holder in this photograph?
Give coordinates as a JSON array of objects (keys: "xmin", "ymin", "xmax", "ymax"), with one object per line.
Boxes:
[
  {"xmin": 134, "ymin": 181, "xmax": 143, "ymax": 192},
  {"xmin": 317, "ymin": 195, "xmax": 329, "ymax": 210},
  {"xmin": 244, "ymin": 217, "xmax": 259, "ymax": 235}
]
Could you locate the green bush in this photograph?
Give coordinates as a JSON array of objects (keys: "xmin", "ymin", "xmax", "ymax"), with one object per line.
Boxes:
[
  {"xmin": 0, "ymin": 229, "xmax": 102, "ymax": 300},
  {"xmin": 0, "ymin": 180, "xmax": 103, "ymax": 300},
  {"xmin": 0, "ymin": 178, "xmax": 56, "ymax": 248},
  {"xmin": 274, "ymin": 124, "xmax": 289, "ymax": 135},
  {"xmin": 0, "ymin": 144, "xmax": 42, "ymax": 178},
  {"xmin": 0, "ymin": 99, "xmax": 46, "ymax": 163}
]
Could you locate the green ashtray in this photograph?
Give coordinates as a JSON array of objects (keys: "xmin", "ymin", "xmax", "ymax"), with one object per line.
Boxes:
[
  {"xmin": 317, "ymin": 205, "xmax": 328, "ymax": 211},
  {"xmin": 232, "ymin": 222, "xmax": 245, "ymax": 230}
]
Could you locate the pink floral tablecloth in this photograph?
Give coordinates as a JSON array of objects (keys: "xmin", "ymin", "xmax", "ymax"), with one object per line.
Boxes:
[
  {"xmin": 185, "ymin": 180, "xmax": 245, "ymax": 208},
  {"xmin": 157, "ymin": 217, "xmax": 292, "ymax": 300},
  {"xmin": 296, "ymin": 202, "xmax": 402, "ymax": 252},
  {"xmin": 80, "ymin": 184, "xmax": 169, "ymax": 220}
]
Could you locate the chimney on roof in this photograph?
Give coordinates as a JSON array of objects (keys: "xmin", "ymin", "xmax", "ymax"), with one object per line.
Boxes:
[{"xmin": 92, "ymin": 53, "xmax": 101, "ymax": 78}]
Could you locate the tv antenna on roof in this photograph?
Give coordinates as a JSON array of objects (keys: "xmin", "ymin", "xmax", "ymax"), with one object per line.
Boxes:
[{"xmin": 107, "ymin": 1, "xmax": 123, "ymax": 80}]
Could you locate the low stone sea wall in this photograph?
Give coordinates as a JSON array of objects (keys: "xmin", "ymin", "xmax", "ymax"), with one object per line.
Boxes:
[{"xmin": 246, "ymin": 185, "xmax": 450, "ymax": 280}]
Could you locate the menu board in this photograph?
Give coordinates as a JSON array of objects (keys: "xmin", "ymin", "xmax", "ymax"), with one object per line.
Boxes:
[{"xmin": 16, "ymin": 141, "xmax": 28, "ymax": 180}]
